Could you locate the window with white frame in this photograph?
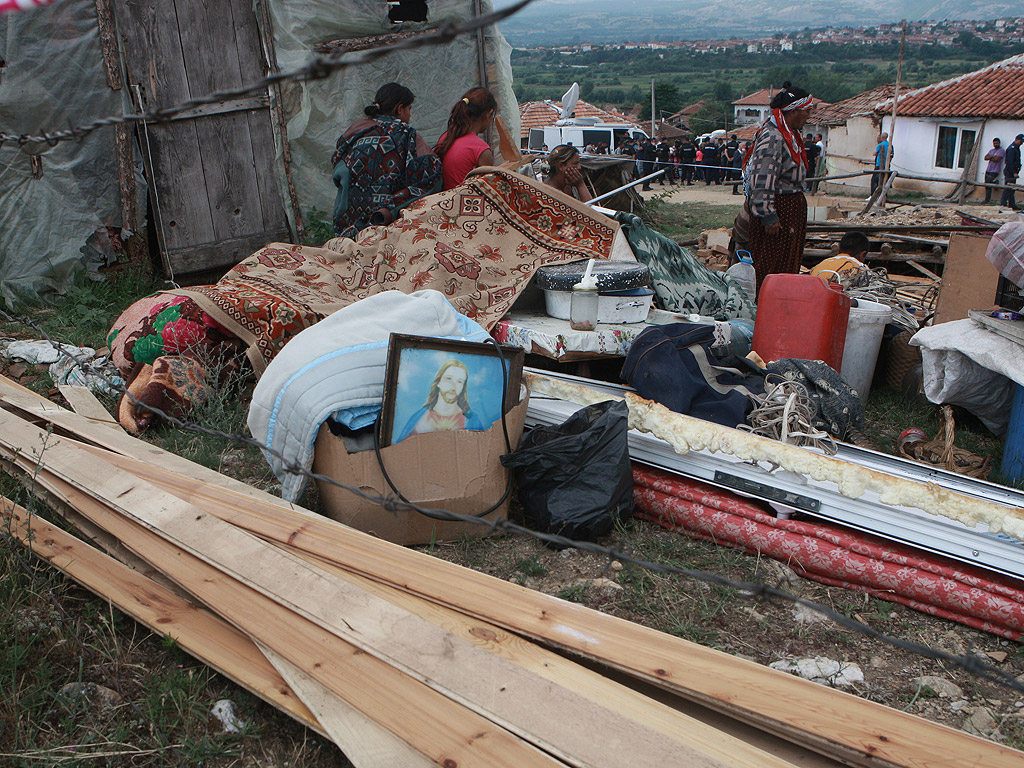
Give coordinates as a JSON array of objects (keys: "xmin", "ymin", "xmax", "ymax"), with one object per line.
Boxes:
[{"xmin": 935, "ymin": 125, "xmax": 977, "ymax": 169}]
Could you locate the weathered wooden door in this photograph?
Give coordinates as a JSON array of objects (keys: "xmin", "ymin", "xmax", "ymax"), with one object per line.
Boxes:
[{"xmin": 113, "ymin": 0, "xmax": 291, "ymax": 276}]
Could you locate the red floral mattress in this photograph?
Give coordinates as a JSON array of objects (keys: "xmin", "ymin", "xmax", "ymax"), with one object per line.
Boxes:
[{"xmin": 633, "ymin": 464, "xmax": 1024, "ymax": 641}]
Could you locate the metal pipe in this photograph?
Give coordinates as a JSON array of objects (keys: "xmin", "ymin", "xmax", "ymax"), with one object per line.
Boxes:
[{"xmin": 587, "ymin": 170, "xmax": 665, "ymax": 204}]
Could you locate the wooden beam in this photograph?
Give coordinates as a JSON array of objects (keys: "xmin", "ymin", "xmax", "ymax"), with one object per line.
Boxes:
[
  {"xmin": 0, "ymin": 418, "xmax": 786, "ymax": 768},
  {"xmin": 57, "ymin": 385, "xmax": 125, "ymax": 433},
  {"xmin": 7, "ymin": 460, "xmax": 551, "ymax": 768},
  {"xmin": 59, "ymin": 438, "xmax": 1024, "ymax": 768},
  {"xmin": 0, "ymin": 499, "xmax": 322, "ymax": 734}
]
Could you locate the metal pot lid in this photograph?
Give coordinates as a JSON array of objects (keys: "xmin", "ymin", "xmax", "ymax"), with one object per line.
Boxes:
[{"xmin": 535, "ymin": 260, "xmax": 651, "ymax": 292}]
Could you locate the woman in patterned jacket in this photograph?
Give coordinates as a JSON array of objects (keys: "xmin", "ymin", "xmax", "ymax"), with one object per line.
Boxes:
[
  {"xmin": 737, "ymin": 82, "xmax": 813, "ymax": 295},
  {"xmin": 331, "ymin": 83, "xmax": 442, "ymax": 239}
]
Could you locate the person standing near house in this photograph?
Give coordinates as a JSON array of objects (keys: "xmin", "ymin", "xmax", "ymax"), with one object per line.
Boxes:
[
  {"xmin": 871, "ymin": 132, "xmax": 890, "ymax": 196},
  {"xmin": 804, "ymin": 133, "xmax": 820, "ymax": 192},
  {"xmin": 702, "ymin": 139, "xmax": 721, "ymax": 185},
  {"xmin": 434, "ymin": 87, "xmax": 497, "ymax": 190},
  {"xmin": 735, "ymin": 82, "xmax": 814, "ymax": 294},
  {"xmin": 1001, "ymin": 134, "xmax": 1023, "ymax": 210},
  {"xmin": 983, "ymin": 138, "xmax": 1005, "ymax": 204}
]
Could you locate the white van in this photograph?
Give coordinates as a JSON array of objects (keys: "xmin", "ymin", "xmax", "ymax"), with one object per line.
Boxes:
[{"xmin": 528, "ymin": 117, "xmax": 649, "ymax": 154}]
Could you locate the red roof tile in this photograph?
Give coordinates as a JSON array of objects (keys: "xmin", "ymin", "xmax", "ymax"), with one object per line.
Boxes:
[
  {"xmin": 809, "ymin": 85, "xmax": 896, "ymax": 126},
  {"xmin": 875, "ymin": 54, "xmax": 1024, "ymax": 118},
  {"xmin": 733, "ymin": 88, "xmax": 827, "ymax": 108}
]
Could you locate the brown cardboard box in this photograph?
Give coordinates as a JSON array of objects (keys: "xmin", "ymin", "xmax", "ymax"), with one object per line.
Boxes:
[{"xmin": 312, "ymin": 392, "xmax": 529, "ymax": 545}]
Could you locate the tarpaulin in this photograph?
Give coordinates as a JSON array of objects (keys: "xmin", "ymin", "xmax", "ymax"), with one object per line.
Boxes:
[
  {"xmin": 264, "ymin": 0, "xmax": 518, "ymax": 233},
  {"xmin": 0, "ymin": 1, "xmax": 139, "ymax": 304}
]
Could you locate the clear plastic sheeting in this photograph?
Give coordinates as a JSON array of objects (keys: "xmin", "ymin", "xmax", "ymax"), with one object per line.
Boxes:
[
  {"xmin": 0, "ymin": 2, "xmax": 130, "ymax": 305},
  {"xmin": 265, "ymin": 0, "xmax": 518, "ymax": 231}
]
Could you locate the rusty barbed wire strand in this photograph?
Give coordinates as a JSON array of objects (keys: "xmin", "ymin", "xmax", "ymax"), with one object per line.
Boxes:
[
  {"xmin": 0, "ymin": 0, "xmax": 534, "ymax": 148},
  {"xmin": 2, "ymin": 307, "xmax": 1024, "ymax": 697}
]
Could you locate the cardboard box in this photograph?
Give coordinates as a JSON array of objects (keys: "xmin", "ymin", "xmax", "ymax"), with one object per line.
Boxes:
[{"xmin": 312, "ymin": 392, "xmax": 529, "ymax": 545}]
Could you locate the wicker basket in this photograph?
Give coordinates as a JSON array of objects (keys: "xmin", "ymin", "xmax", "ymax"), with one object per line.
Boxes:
[
  {"xmin": 897, "ymin": 405, "xmax": 991, "ymax": 480},
  {"xmin": 885, "ymin": 330, "xmax": 922, "ymax": 391}
]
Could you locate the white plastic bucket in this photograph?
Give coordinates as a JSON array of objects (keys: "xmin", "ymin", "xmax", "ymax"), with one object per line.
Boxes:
[{"xmin": 839, "ymin": 298, "xmax": 892, "ymax": 401}]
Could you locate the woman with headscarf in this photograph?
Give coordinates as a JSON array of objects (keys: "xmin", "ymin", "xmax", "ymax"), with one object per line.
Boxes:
[
  {"xmin": 543, "ymin": 144, "xmax": 593, "ymax": 202},
  {"xmin": 435, "ymin": 87, "xmax": 498, "ymax": 190},
  {"xmin": 738, "ymin": 81, "xmax": 814, "ymax": 295},
  {"xmin": 331, "ymin": 83, "xmax": 442, "ymax": 239}
]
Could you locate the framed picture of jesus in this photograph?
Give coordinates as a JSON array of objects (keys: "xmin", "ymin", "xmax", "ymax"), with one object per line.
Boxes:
[{"xmin": 378, "ymin": 334, "xmax": 524, "ymax": 448}]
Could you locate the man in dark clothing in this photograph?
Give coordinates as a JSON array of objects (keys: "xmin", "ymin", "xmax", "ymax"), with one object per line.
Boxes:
[
  {"xmin": 679, "ymin": 138, "xmax": 697, "ymax": 184},
  {"xmin": 640, "ymin": 140, "xmax": 656, "ymax": 190},
  {"xmin": 1001, "ymin": 134, "xmax": 1023, "ymax": 210},
  {"xmin": 983, "ymin": 137, "xmax": 1004, "ymax": 203},
  {"xmin": 724, "ymin": 134, "xmax": 740, "ymax": 183},
  {"xmin": 655, "ymin": 139, "xmax": 671, "ymax": 185},
  {"xmin": 702, "ymin": 140, "xmax": 720, "ymax": 184},
  {"xmin": 804, "ymin": 133, "xmax": 821, "ymax": 193}
]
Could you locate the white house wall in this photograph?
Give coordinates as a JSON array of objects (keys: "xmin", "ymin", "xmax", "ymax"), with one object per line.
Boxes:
[
  {"xmin": 879, "ymin": 116, "xmax": 1024, "ymax": 199},
  {"xmin": 820, "ymin": 116, "xmax": 880, "ymax": 195}
]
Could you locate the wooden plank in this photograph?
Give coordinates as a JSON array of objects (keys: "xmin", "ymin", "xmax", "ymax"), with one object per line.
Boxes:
[
  {"xmin": 5, "ymin": 459, "xmax": 557, "ymax": 768},
  {"xmin": 933, "ymin": 233, "xmax": 999, "ymax": 324},
  {"xmin": 57, "ymin": 438, "xmax": 1024, "ymax": 768},
  {"xmin": 905, "ymin": 260, "xmax": 942, "ymax": 282},
  {"xmin": 0, "ymin": 421, "xmax": 784, "ymax": 768},
  {"xmin": 258, "ymin": 644, "xmax": 435, "ymax": 768},
  {"xmin": 162, "ymin": 229, "xmax": 292, "ymax": 274},
  {"xmin": 57, "ymin": 385, "xmax": 124, "ymax": 433},
  {"xmin": 0, "ymin": 500, "xmax": 322, "ymax": 734},
  {"xmin": 969, "ymin": 310, "xmax": 1024, "ymax": 345},
  {"xmin": 3, "ymin": 378, "xmax": 1021, "ymax": 768},
  {"xmin": 113, "ymin": 0, "xmax": 218, "ymax": 258}
]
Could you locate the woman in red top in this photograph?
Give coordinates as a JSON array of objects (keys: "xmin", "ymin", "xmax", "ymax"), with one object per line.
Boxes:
[{"xmin": 435, "ymin": 88, "xmax": 497, "ymax": 189}]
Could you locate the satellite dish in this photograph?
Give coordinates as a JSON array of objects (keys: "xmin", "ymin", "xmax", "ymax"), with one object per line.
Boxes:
[{"xmin": 559, "ymin": 82, "xmax": 580, "ymax": 120}]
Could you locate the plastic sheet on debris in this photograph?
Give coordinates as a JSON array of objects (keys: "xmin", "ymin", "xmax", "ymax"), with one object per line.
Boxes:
[
  {"xmin": 0, "ymin": 1, "xmax": 140, "ymax": 305},
  {"xmin": 910, "ymin": 319, "xmax": 1020, "ymax": 436},
  {"xmin": 264, "ymin": 0, "xmax": 518, "ymax": 231}
]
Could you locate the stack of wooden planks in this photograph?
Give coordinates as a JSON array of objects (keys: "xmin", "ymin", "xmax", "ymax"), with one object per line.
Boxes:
[{"xmin": 1, "ymin": 373, "xmax": 1021, "ymax": 768}]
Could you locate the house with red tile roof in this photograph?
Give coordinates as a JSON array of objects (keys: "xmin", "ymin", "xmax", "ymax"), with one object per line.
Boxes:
[
  {"xmin": 804, "ymin": 85, "xmax": 897, "ymax": 194},
  {"xmin": 871, "ymin": 55, "xmax": 1024, "ymax": 199},
  {"xmin": 732, "ymin": 89, "xmax": 825, "ymax": 125}
]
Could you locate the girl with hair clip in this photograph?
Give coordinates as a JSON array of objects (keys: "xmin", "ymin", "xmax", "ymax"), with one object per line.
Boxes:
[
  {"xmin": 434, "ymin": 87, "xmax": 497, "ymax": 190},
  {"xmin": 331, "ymin": 82, "xmax": 442, "ymax": 239},
  {"xmin": 543, "ymin": 144, "xmax": 593, "ymax": 202}
]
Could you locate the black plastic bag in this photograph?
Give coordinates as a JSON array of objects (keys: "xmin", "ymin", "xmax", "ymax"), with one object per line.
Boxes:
[{"xmin": 501, "ymin": 400, "xmax": 634, "ymax": 541}]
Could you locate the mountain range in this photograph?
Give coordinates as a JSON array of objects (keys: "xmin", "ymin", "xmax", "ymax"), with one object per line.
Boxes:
[{"xmin": 492, "ymin": 0, "xmax": 1024, "ymax": 45}]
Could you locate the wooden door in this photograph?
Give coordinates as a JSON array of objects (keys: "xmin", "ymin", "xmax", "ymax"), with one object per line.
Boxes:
[{"xmin": 113, "ymin": 0, "xmax": 291, "ymax": 276}]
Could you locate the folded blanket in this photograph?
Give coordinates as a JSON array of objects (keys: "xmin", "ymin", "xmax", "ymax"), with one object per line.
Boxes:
[{"xmin": 247, "ymin": 289, "xmax": 490, "ymax": 502}]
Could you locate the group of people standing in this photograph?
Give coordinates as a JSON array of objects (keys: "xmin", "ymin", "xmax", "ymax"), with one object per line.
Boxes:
[
  {"xmin": 331, "ymin": 83, "xmax": 497, "ymax": 239},
  {"xmin": 619, "ymin": 136, "xmax": 747, "ymax": 190},
  {"xmin": 982, "ymin": 134, "xmax": 1024, "ymax": 210}
]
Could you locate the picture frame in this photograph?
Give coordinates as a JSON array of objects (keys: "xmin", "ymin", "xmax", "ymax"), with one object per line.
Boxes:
[{"xmin": 378, "ymin": 334, "xmax": 525, "ymax": 448}]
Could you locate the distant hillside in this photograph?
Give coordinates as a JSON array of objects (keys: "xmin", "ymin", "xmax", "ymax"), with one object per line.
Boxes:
[{"xmin": 493, "ymin": 0, "xmax": 1024, "ymax": 45}]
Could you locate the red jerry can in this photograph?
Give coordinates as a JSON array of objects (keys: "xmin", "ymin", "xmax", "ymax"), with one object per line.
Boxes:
[{"xmin": 752, "ymin": 273, "xmax": 851, "ymax": 370}]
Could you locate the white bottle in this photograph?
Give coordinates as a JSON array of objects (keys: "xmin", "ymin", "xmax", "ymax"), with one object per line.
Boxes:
[{"xmin": 725, "ymin": 250, "xmax": 756, "ymax": 301}]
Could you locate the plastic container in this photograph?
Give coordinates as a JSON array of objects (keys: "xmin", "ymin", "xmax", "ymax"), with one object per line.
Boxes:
[
  {"xmin": 1001, "ymin": 383, "xmax": 1024, "ymax": 483},
  {"xmin": 838, "ymin": 298, "xmax": 892, "ymax": 400},
  {"xmin": 751, "ymin": 274, "xmax": 851, "ymax": 370},
  {"xmin": 544, "ymin": 287, "xmax": 655, "ymax": 324},
  {"xmin": 724, "ymin": 250, "xmax": 756, "ymax": 301}
]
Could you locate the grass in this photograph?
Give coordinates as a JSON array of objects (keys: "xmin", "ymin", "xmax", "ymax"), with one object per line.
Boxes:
[{"xmin": 642, "ymin": 198, "xmax": 740, "ymax": 240}]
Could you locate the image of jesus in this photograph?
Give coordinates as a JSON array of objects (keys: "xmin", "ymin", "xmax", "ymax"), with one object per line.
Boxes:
[{"xmin": 396, "ymin": 358, "xmax": 486, "ymax": 442}]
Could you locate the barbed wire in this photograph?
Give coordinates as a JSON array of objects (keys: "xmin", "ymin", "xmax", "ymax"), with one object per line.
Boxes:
[
  {"xmin": 0, "ymin": 0, "xmax": 535, "ymax": 149},
  {"xmin": 2, "ymin": 307, "xmax": 1024, "ymax": 699}
]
